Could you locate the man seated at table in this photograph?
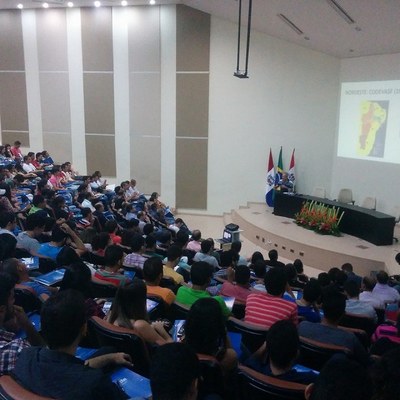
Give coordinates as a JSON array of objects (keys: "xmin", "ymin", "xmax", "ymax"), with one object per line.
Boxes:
[
  {"xmin": 12, "ymin": 290, "xmax": 132, "ymax": 399},
  {"xmin": 276, "ymin": 172, "xmax": 294, "ymax": 192}
]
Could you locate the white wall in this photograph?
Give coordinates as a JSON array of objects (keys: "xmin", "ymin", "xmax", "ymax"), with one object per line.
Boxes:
[
  {"xmin": 331, "ymin": 53, "xmax": 400, "ymax": 214},
  {"xmin": 206, "ymin": 17, "xmax": 340, "ymax": 214}
]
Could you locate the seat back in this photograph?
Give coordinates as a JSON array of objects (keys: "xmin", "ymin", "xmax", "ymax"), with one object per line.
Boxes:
[
  {"xmin": 147, "ymin": 295, "xmax": 166, "ymax": 321},
  {"xmin": 14, "ymin": 287, "xmax": 42, "ymax": 313},
  {"xmin": 298, "ymin": 336, "xmax": 350, "ymax": 371},
  {"xmin": 0, "ymin": 375, "xmax": 55, "ymax": 400},
  {"xmin": 88, "ymin": 316, "xmax": 151, "ymax": 377},
  {"xmin": 337, "ymin": 189, "xmax": 353, "ymax": 204},
  {"xmin": 339, "ymin": 313, "xmax": 377, "ymax": 338},
  {"xmin": 312, "ymin": 187, "xmax": 326, "ymax": 198},
  {"xmin": 197, "ymin": 354, "xmax": 225, "ymax": 399},
  {"xmin": 237, "ymin": 365, "xmax": 307, "ymax": 400},
  {"xmin": 361, "ymin": 196, "xmax": 376, "ymax": 210},
  {"xmin": 226, "ymin": 317, "xmax": 268, "ymax": 354},
  {"xmin": 167, "ymin": 301, "xmax": 191, "ymax": 322},
  {"xmin": 231, "ymin": 301, "xmax": 246, "ymax": 320},
  {"xmin": 90, "ymin": 281, "xmax": 117, "ymax": 298}
]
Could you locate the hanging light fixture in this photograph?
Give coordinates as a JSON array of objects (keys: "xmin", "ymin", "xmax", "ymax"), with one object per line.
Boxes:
[{"xmin": 234, "ymin": 0, "xmax": 252, "ymax": 79}]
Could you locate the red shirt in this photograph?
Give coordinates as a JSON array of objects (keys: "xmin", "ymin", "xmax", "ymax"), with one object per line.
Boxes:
[{"xmin": 245, "ymin": 292, "xmax": 298, "ymax": 327}]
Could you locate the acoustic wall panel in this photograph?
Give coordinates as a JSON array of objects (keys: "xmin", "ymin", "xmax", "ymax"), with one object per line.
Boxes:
[
  {"xmin": 176, "ymin": 5, "xmax": 210, "ymax": 72},
  {"xmin": 36, "ymin": 9, "xmax": 68, "ymax": 71},
  {"xmin": 81, "ymin": 7, "xmax": 114, "ymax": 72},
  {"xmin": 176, "ymin": 138, "xmax": 207, "ymax": 209},
  {"xmin": 128, "ymin": 6, "xmax": 161, "ymax": 72},
  {"xmin": 0, "ymin": 11, "xmax": 25, "ymax": 71},
  {"xmin": 43, "ymin": 133, "xmax": 72, "ymax": 164},
  {"xmin": 176, "ymin": 73, "xmax": 209, "ymax": 138},
  {"xmin": 86, "ymin": 135, "xmax": 116, "ymax": 177}
]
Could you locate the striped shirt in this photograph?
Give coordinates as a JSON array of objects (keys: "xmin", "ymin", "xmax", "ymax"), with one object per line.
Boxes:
[
  {"xmin": 245, "ymin": 292, "xmax": 298, "ymax": 327},
  {"xmin": 93, "ymin": 269, "xmax": 129, "ymax": 287}
]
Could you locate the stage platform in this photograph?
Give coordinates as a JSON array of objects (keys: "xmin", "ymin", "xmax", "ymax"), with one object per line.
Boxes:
[{"xmin": 230, "ymin": 202, "xmax": 400, "ymax": 277}]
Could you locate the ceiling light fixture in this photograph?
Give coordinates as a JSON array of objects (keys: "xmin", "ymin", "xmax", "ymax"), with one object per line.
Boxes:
[
  {"xmin": 277, "ymin": 14, "xmax": 303, "ymax": 35},
  {"xmin": 68, "ymin": 1, "xmax": 74, "ymax": 7},
  {"xmin": 149, "ymin": 0, "xmax": 156, "ymax": 5},
  {"xmin": 43, "ymin": 2, "xmax": 49, "ymax": 8},
  {"xmin": 94, "ymin": 1, "xmax": 101, "ymax": 7},
  {"xmin": 17, "ymin": 3, "xmax": 23, "ymax": 9},
  {"xmin": 326, "ymin": 0, "xmax": 355, "ymax": 24},
  {"xmin": 121, "ymin": 0, "xmax": 128, "ymax": 5}
]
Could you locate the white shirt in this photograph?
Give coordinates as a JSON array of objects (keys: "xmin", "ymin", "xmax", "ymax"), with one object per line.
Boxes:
[
  {"xmin": 22, "ymin": 163, "xmax": 36, "ymax": 173},
  {"xmin": 359, "ymin": 291, "xmax": 385, "ymax": 309},
  {"xmin": 372, "ymin": 283, "xmax": 400, "ymax": 304}
]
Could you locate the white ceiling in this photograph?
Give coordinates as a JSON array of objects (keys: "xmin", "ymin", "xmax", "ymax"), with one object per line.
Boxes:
[{"xmin": 2, "ymin": 0, "xmax": 400, "ymax": 59}]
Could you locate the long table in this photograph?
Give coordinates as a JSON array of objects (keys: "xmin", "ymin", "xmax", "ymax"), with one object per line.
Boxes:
[{"xmin": 274, "ymin": 193, "xmax": 395, "ymax": 246}]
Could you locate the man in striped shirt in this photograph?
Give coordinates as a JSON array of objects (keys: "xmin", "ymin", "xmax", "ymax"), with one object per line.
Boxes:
[{"xmin": 245, "ymin": 267, "xmax": 298, "ymax": 327}]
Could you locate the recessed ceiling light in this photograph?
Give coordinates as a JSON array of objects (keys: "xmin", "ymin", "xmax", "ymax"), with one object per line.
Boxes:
[
  {"xmin": 94, "ymin": 1, "xmax": 101, "ymax": 7},
  {"xmin": 17, "ymin": 3, "xmax": 23, "ymax": 9},
  {"xmin": 67, "ymin": 1, "xmax": 74, "ymax": 7},
  {"xmin": 149, "ymin": 0, "xmax": 156, "ymax": 5},
  {"xmin": 121, "ymin": 0, "xmax": 128, "ymax": 5},
  {"xmin": 43, "ymin": 2, "xmax": 49, "ymax": 8}
]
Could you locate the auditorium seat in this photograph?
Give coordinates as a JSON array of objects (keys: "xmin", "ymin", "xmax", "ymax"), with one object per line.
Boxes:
[
  {"xmin": 197, "ymin": 354, "xmax": 225, "ymax": 400},
  {"xmin": 167, "ymin": 301, "xmax": 191, "ymax": 322},
  {"xmin": 339, "ymin": 313, "xmax": 377, "ymax": 338},
  {"xmin": 337, "ymin": 188, "xmax": 354, "ymax": 205},
  {"xmin": 237, "ymin": 364, "xmax": 307, "ymax": 400},
  {"xmin": 88, "ymin": 316, "xmax": 151, "ymax": 377},
  {"xmin": 14, "ymin": 287, "xmax": 43, "ymax": 314},
  {"xmin": 361, "ymin": 196, "xmax": 376, "ymax": 210},
  {"xmin": 337, "ymin": 189, "xmax": 354, "ymax": 204},
  {"xmin": 312, "ymin": 187, "xmax": 326, "ymax": 198},
  {"xmin": 226, "ymin": 317, "xmax": 268, "ymax": 354},
  {"xmin": 0, "ymin": 375, "xmax": 55, "ymax": 400},
  {"xmin": 298, "ymin": 336, "xmax": 350, "ymax": 371}
]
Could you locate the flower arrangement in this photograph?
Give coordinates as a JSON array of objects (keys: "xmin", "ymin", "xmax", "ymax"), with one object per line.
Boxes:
[{"xmin": 294, "ymin": 200, "xmax": 344, "ymax": 236}]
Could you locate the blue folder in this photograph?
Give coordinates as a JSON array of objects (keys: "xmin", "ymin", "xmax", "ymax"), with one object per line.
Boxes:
[
  {"xmin": 75, "ymin": 347, "xmax": 98, "ymax": 361},
  {"xmin": 33, "ymin": 269, "xmax": 66, "ymax": 286},
  {"xmin": 111, "ymin": 367, "xmax": 152, "ymax": 399}
]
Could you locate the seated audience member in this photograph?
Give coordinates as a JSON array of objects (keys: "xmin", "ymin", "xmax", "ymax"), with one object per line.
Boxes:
[
  {"xmin": 52, "ymin": 195, "xmax": 70, "ymax": 221},
  {"xmin": 93, "ymin": 202, "xmax": 107, "ymax": 229},
  {"xmin": 294, "ymin": 258, "xmax": 309, "ymax": 286},
  {"xmin": 104, "ymin": 220, "xmax": 122, "ymax": 245},
  {"xmin": 186, "ymin": 229, "xmax": 202, "ymax": 253},
  {"xmin": 59, "ymin": 261, "xmax": 105, "ymax": 318},
  {"xmin": 163, "ymin": 245, "xmax": 185, "ymax": 286},
  {"xmin": 370, "ymin": 348, "xmax": 400, "ymax": 400},
  {"xmin": 16, "ymin": 213, "xmax": 48, "ymax": 258},
  {"xmin": 220, "ymin": 264, "xmax": 252, "ymax": 302},
  {"xmin": 91, "ymin": 232, "xmax": 111, "ymax": 257},
  {"xmin": 245, "ymin": 267, "xmax": 298, "ymax": 327},
  {"xmin": 0, "ymin": 273, "xmax": 43, "ymax": 375},
  {"xmin": 251, "ymin": 260, "xmax": 267, "ymax": 292},
  {"xmin": 143, "ymin": 257, "xmax": 176, "ymax": 305},
  {"xmin": 219, "ymin": 249, "xmax": 239, "ymax": 270},
  {"xmin": 41, "ymin": 150, "xmax": 54, "ymax": 165},
  {"xmin": 0, "ymin": 233, "xmax": 17, "ymax": 261},
  {"xmin": 94, "ymin": 245, "xmax": 129, "ymax": 287},
  {"xmin": 283, "ymin": 263, "xmax": 301, "ymax": 298},
  {"xmin": 38, "ymin": 223, "xmax": 86, "ymax": 260},
  {"xmin": 123, "ymin": 234, "xmax": 147, "ymax": 269},
  {"xmin": 150, "ymin": 343, "xmax": 200, "ymax": 400},
  {"xmin": 143, "ymin": 234, "xmax": 163, "ymax": 259},
  {"xmin": 27, "ymin": 194, "xmax": 48, "ymax": 217},
  {"xmin": 13, "ymin": 290, "xmax": 132, "ymax": 400},
  {"xmin": 296, "ymin": 280, "xmax": 322, "ymax": 323},
  {"xmin": 250, "ymin": 251, "xmax": 265, "ymax": 265},
  {"xmin": 359, "ymin": 276, "xmax": 385, "ymax": 309},
  {"xmin": 229, "ymin": 241, "xmax": 247, "ymax": 266},
  {"xmin": 245, "ymin": 320, "xmax": 317, "ymax": 384},
  {"xmin": 317, "ymin": 272, "xmax": 331, "ymax": 288},
  {"xmin": 1, "ymin": 258, "xmax": 54, "ymax": 301},
  {"xmin": 372, "ymin": 270, "xmax": 400, "ymax": 304},
  {"xmin": 344, "ymin": 280, "xmax": 377, "ymax": 322},
  {"xmin": 193, "ymin": 239, "xmax": 219, "ymax": 270},
  {"xmin": 78, "ymin": 207, "xmax": 94, "ymax": 230},
  {"xmin": 265, "ymin": 249, "xmax": 285, "ymax": 268},
  {"xmin": 185, "ymin": 298, "xmax": 237, "ymax": 375},
  {"xmin": 48, "ymin": 166, "xmax": 66, "ymax": 191},
  {"xmin": 0, "ymin": 212, "xmax": 17, "ymax": 237},
  {"xmin": 305, "ymin": 356, "xmax": 372, "ymax": 400},
  {"xmin": 107, "ymin": 279, "xmax": 172, "ymax": 345},
  {"xmin": 0, "ymin": 183, "xmax": 20, "ymax": 214},
  {"xmin": 176, "ymin": 262, "xmax": 230, "ymax": 317},
  {"xmin": 298, "ymin": 288, "xmax": 369, "ymax": 365},
  {"xmin": 10, "ymin": 140, "xmax": 23, "ymax": 161},
  {"xmin": 341, "ymin": 262, "xmax": 362, "ymax": 288}
]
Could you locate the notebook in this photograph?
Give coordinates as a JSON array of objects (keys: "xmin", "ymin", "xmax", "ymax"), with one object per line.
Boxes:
[
  {"xmin": 21, "ymin": 257, "xmax": 39, "ymax": 271},
  {"xmin": 33, "ymin": 269, "xmax": 66, "ymax": 286},
  {"xmin": 112, "ymin": 367, "xmax": 152, "ymax": 399}
]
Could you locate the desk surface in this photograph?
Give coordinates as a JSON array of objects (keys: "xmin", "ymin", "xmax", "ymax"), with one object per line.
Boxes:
[{"xmin": 274, "ymin": 193, "xmax": 395, "ymax": 246}]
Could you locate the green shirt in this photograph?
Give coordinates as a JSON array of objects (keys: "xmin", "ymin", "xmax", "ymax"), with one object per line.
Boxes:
[{"xmin": 176, "ymin": 286, "xmax": 230, "ymax": 318}]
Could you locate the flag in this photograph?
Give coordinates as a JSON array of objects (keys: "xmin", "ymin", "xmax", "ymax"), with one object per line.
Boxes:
[
  {"xmin": 275, "ymin": 146, "xmax": 283, "ymax": 185},
  {"xmin": 288, "ymin": 148, "xmax": 295, "ymax": 188},
  {"xmin": 265, "ymin": 149, "xmax": 275, "ymax": 206}
]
